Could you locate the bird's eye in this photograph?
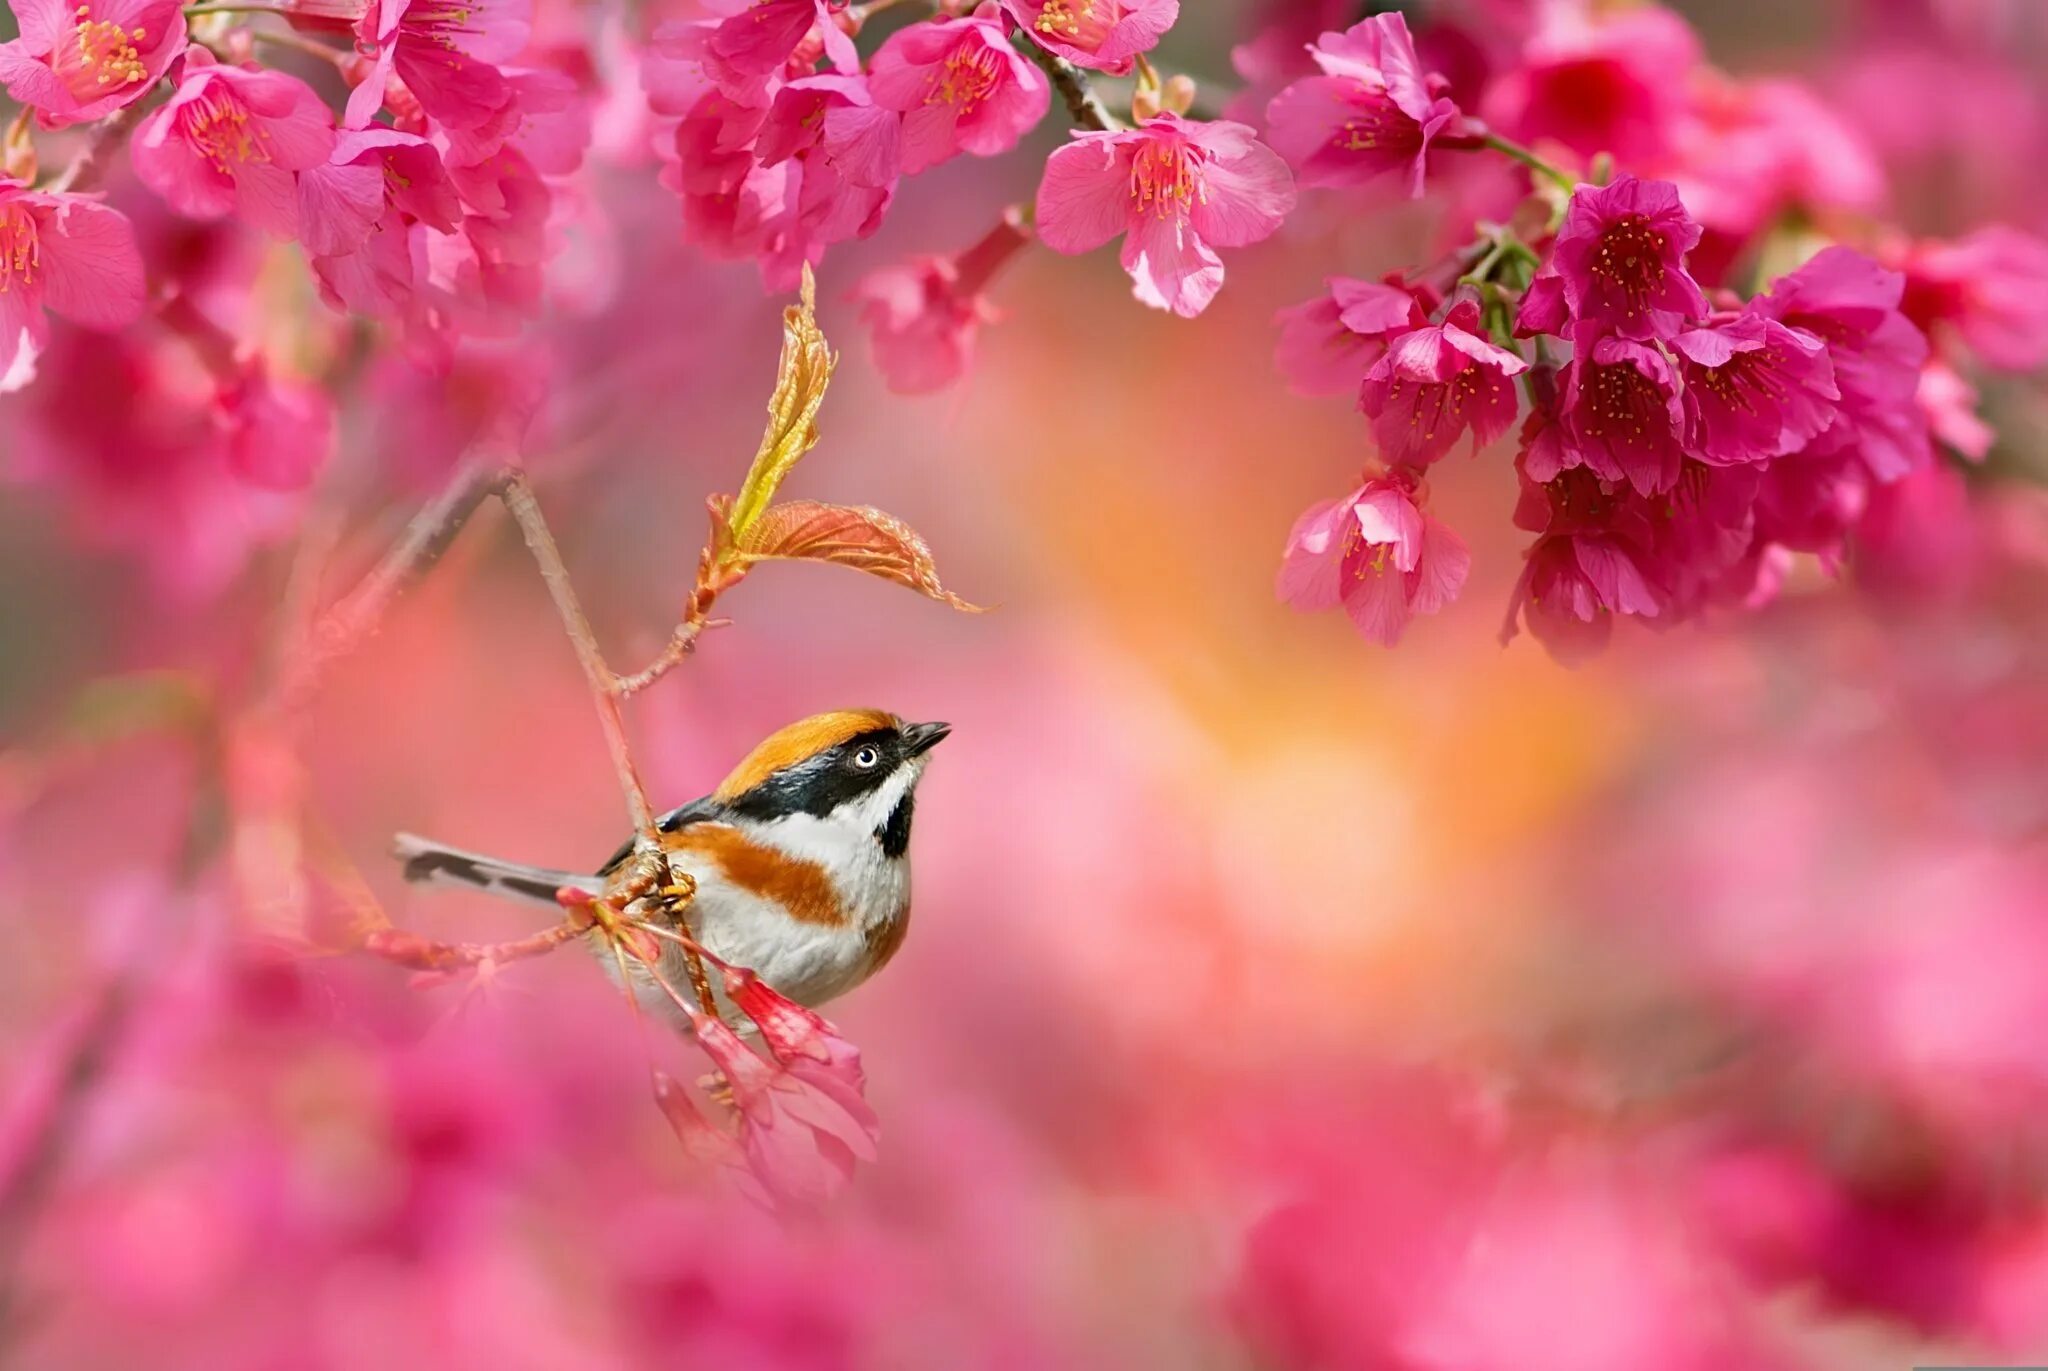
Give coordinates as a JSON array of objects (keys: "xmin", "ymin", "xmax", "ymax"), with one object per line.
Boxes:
[{"xmin": 852, "ymin": 746, "xmax": 881, "ymax": 770}]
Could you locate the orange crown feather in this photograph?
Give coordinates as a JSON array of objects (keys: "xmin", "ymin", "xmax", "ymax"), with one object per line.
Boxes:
[{"xmin": 713, "ymin": 709, "xmax": 902, "ymax": 800}]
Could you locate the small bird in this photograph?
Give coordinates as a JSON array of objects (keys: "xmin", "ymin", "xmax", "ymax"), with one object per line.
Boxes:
[{"xmin": 392, "ymin": 710, "xmax": 948, "ymax": 1020}]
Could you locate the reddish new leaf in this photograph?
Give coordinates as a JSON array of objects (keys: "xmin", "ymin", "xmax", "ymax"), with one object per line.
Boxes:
[{"xmin": 729, "ymin": 499, "xmax": 986, "ymax": 612}]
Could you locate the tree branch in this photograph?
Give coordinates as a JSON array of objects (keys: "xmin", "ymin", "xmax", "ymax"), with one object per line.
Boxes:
[
  {"xmin": 277, "ymin": 456, "xmax": 512, "ymax": 713},
  {"xmin": 45, "ymin": 100, "xmax": 151, "ymax": 194},
  {"xmin": 497, "ymin": 472, "xmax": 660, "ymax": 839},
  {"xmin": 1018, "ymin": 36, "xmax": 1122, "ymax": 132}
]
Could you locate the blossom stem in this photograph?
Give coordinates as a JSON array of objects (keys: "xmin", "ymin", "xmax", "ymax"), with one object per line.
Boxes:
[
  {"xmin": 249, "ymin": 27, "xmax": 351, "ymax": 68},
  {"xmin": 181, "ymin": 2, "xmax": 293, "ymax": 14},
  {"xmin": 1459, "ymin": 239, "xmax": 1511, "ymax": 288},
  {"xmin": 951, "ymin": 206, "xmax": 1034, "ymax": 296},
  {"xmin": 1479, "ymin": 132, "xmax": 1576, "ymax": 194},
  {"xmin": 1016, "ymin": 35, "xmax": 1122, "ymax": 131},
  {"xmin": 848, "ymin": 0, "xmax": 923, "ymax": 19},
  {"xmin": 157, "ymin": 292, "xmax": 240, "ymax": 383}
]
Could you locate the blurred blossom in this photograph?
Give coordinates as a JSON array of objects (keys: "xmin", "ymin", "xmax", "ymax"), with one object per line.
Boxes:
[
  {"xmin": 1480, "ymin": 2, "xmax": 1701, "ymax": 167},
  {"xmin": 1896, "ymin": 225, "xmax": 2048, "ymax": 373},
  {"xmin": 1, "ymin": 0, "xmax": 2047, "ymax": 1365},
  {"xmin": 851, "ymin": 209, "xmax": 1028, "ymax": 396}
]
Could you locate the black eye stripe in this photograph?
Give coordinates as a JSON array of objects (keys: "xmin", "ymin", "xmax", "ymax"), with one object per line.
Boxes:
[{"xmin": 725, "ymin": 728, "xmax": 905, "ymax": 820}]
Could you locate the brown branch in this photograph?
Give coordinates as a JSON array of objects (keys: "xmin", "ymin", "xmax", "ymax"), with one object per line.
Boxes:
[
  {"xmin": 497, "ymin": 472, "xmax": 661, "ymax": 839},
  {"xmin": 1018, "ymin": 35, "xmax": 1122, "ymax": 132},
  {"xmin": 0, "ymin": 966, "xmax": 139, "ymax": 1271},
  {"xmin": 615, "ymin": 554, "xmax": 735, "ymax": 697},
  {"xmin": 278, "ymin": 456, "xmax": 512, "ymax": 713},
  {"xmin": 45, "ymin": 99, "xmax": 151, "ymax": 194}
]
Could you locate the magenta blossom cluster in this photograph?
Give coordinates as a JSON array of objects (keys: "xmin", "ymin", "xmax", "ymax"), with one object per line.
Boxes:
[
  {"xmin": 0, "ymin": 0, "xmax": 585, "ymax": 549},
  {"xmin": 645, "ymin": 1, "xmax": 1051, "ymax": 292},
  {"xmin": 0, "ymin": 0, "xmax": 2039, "ymax": 647},
  {"xmin": 1259, "ymin": 6, "xmax": 2048, "ymax": 657}
]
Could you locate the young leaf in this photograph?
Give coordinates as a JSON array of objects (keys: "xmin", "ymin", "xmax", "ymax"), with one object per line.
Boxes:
[
  {"xmin": 728, "ymin": 500, "xmax": 987, "ymax": 612},
  {"xmin": 727, "ymin": 266, "xmax": 837, "ymax": 540}
]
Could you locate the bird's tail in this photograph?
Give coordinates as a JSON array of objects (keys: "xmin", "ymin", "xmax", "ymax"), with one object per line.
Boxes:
[{"xmin": 392, "ymin": 833, "xmax": 602, "ymax": 909}]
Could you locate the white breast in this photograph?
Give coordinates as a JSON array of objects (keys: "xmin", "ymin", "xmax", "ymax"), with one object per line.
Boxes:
[{"xmin": 600, "ymin": 808, "xmax": 912, "ymax": 1025}]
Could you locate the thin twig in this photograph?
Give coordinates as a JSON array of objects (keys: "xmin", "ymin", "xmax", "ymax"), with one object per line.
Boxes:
[
  {"xmin": 45, "ymin": 100, "xmax": 150, "ymax": 194},
  {"xmin": 497, "ymin": 473, "xmax": 659, "ymax": 839},
  {"xmin": 1480, "ymin": 132, "xmax": 1577, "ymax": 195},
  {"xmin": 0, "ymin": 968, "xmax": 140, "ymax": 1268},
  {"xmin": 613, "ymin": 628, "xmax": 700, "ymax": 698},
  {"xmin": 278, "ymin": 457, "xmax": 510, "ymax": 713},
  {"xmin": 361, "ymin": 917, "xmax": 588, "ymax": 974},
  {"xmin": 1017, "ymin": 35, "xmax": 1121, "ymax": 132},
  {"xmin": 249, "ymin": 26, "xmax": 352, "ymax": 69}
]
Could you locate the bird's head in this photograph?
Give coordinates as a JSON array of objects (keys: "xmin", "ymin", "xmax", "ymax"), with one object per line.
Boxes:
[{"xmin": 714, "ymin": 709, "xmax": 950, "ymax": 855}]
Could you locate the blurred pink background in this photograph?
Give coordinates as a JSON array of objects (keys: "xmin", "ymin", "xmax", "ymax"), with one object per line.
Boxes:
[{"xmin": 2, "ymin": 0, "xmax": 2047, "ymax": 1366}]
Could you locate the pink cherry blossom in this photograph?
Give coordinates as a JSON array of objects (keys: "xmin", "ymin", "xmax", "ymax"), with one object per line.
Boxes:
[
  {"xmin": 427, "ymin": 145, "xmax": 551, "ymax": 337},
  {"xmin": 867, "ymin": 5, "xmax": 1049, "ymax": 176},
  {"xmin": 214, "ymin": 360, "xmax": 336, "ymax": 491},
  {"xmin": 1550, "ymin": 175, "xmax": 1708, "ymax": 341},
  {"xmin": 0, "ymin": 178, "xmax": 146, "ymax": 390},
  {"xmin": 346, "ymin": 0, "xmax": 534, "ymax": 130},
  {"xmin": 1670, "ymin": 312, "xmax": 1840, "ymax": 465},
  {"xmin": 1036, "ymin": 112, "xmax": 1294, "ymax": 319},
  {"xmin": 1277, "ymin": 470, "xmax": 1470, "ymax": 645},
  {"xmin": 705, "ymin": 0, "xmax": 858, "ymax": 84},
  {"xmin": 681, "ymin": 998, "xmax": 878, "ymax": 1206},
  {"xmin": 852, "ymin": 211, "xmax": 1030, "ymax": 396},
  {"xmin": 1920, "ymin": 359, "xmax": 1995, "ymax": 462},
  {"xmin": 754, "ymin": 74, "xmax": 902, "ymax": 275},
  {"xmin": 1263, "ymin": 13, "xmax": 1464, "ymax": 196},
  {"xmin": 1273, "ymin": 275, "xmax": 1427, "ymax": 396},
  {"xmin": 1359, "ymin": 292, "xmax": 1527, "ymax": 466},
  {"xmin": 1482, "ymin": 3, "xmax": 1700, "ymax": 166},
  {"xmin": 1854, "ymin": 458, "xmax": 1982, "ymax": 597},
  {"xmin": 1898, "ymin": 225, "xmax": 2048, "ymax": 372},
  {"xmin": 1640, "ymin": 462, "xmax": 1764, "ymax": 616},
  {"xmin": 0, "ymin": 0, "xmax": 185, "ymax": 129},
  {"xmin": 1555, "ymin": 330, "xmax": 1688, "ymax": 496},
  {"xmin": 1666, "ymin": 75, "xmax": 1887, "ymax": 285},
  {"xmin": 4, "ymin": 330, "xmax": 301, "ymax": 596},
  {"xmin": 298, "ymin": 126, "xmax": 459, "ymax": 262},
  {"xmin": 1001, "ymin": 0, "xmax": 1178, "ymax": 77},
  {"xmin": 439, "ymin": 67, "xmax": 593, "ymax": 176},
  {"xmin": 130, "ymin": 56, "xmax": 337, "ymax": 241},
  {"xmin": 1502, "ymin": 524, "xmax": 1661, "ymax": 660},
  {"xmin": 641, "ymin": 15, "xmax": 767, "ymax": 113},
  {"xmin": 1756, "ymin": 245, "xmax": 1931, "ymax": 484},
  {"xmin": 657, "ymin": 79, "xmax": 783, "ymax": 265}
]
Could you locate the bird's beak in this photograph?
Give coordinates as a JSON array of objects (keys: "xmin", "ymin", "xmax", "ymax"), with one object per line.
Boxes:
[{"xmin": 902, "ymin": 721, "xmax": 951, "ymax": 756}]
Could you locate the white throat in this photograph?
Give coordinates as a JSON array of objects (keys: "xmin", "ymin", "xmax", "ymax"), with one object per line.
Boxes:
[{"xmin": 735, "ymin": 757, "xmax": 925, "ymax": 930}]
